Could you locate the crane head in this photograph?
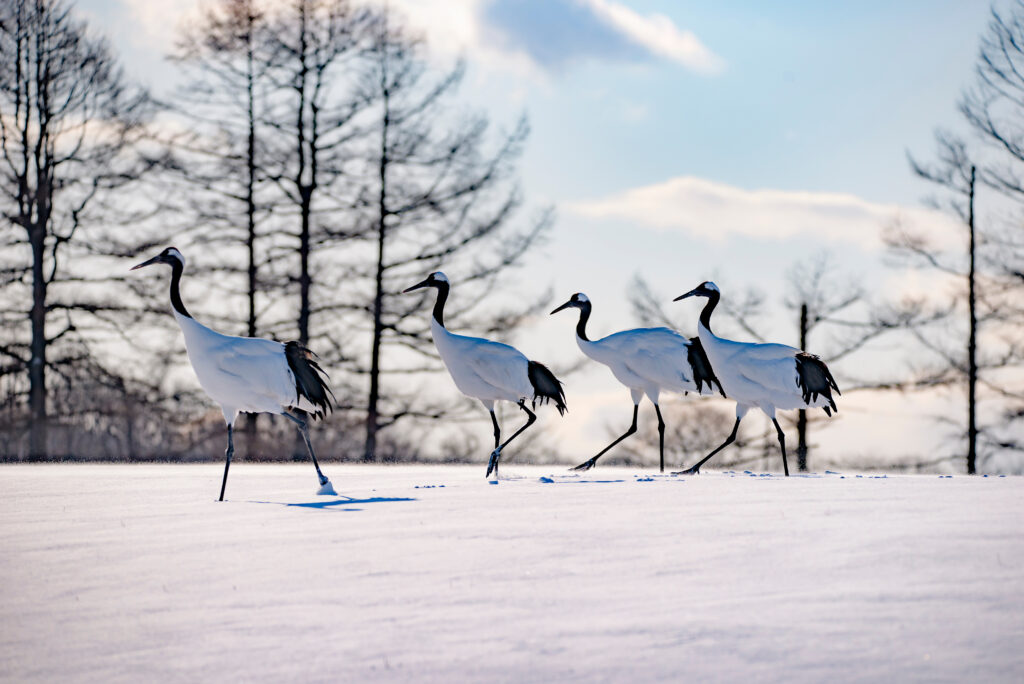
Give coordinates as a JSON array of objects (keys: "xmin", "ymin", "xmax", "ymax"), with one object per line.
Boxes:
[
  {"xmin": 403, "ymin": 271, "xmax": 449, "ymax": 293},
  {"xmin": 674, "ymin": 281, "xmax": 719, "ymax": 301},
  {"xmin": 131, "ymin": 247, "xmax": 186, "ymax": 271},
  {"xmin": 550, "ymin": 292, "xmax": 589, "ymax": 315}
]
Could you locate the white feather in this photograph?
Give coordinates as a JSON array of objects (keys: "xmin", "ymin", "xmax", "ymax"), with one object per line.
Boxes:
[
  {"xmin": 431, "ymin": 318, "xmax": 533, "ymax": 404},
  {"xmin": 175, "ymin": 312, "xmax": 303, "ymax": 424}
]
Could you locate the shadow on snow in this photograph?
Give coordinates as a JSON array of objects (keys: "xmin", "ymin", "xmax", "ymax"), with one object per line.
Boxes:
[{"xmin": 248, "ymin": 496, "xmax": 416, "ymax": 511}]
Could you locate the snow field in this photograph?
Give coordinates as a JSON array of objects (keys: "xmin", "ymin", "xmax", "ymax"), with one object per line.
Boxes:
[{"xmin": 1, "ymin": 464, "xmax": 1022, "ymax": 683}]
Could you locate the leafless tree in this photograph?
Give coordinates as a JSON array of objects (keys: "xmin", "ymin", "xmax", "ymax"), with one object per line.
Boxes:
[
  {"xmin": 893, "ymin": 132, "xmax": 1023, "ymax": 473},
  {"xmin": 162, "ymin": 0, "xmax": 278, "ymax": 450},
  {"xmin": 343, "ymin": 12, "xmax": 553, "ymax": 462},
  {"xmin": 0, "ymin": 0, "xmax": 158, "ymax": 459}
]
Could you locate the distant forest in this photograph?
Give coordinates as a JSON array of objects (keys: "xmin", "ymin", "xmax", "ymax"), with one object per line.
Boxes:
[{"xmin": 1, "ymin": 0, "xmax": 1022, "ymax": 473}]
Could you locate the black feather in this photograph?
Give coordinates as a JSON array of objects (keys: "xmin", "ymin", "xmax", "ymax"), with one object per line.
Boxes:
[
  {"xmin": 795, "ymin": 352, "xmax": 840, "ymax": 414},
  {"xmin": 688, "ymin": 337, "xmax": 726, "ymax": 398},
  {"xmin": 284, "ymin": 341, "xmax": 335, "ymax": 419},
  {"xmin": 527, "ymin": 360, "xmax": 567, "ymax": 416}
]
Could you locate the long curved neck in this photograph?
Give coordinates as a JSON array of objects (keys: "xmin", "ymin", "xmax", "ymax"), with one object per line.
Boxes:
[
  {"xmin": 699, "ymin": 291, "xmax": 719, "ymax": 334},
  {"xmin": 169, "ymin": 261, "xmax": 192, "ymax": 319},
  {"xmin": 575, "ymin": 301, "xmax": 592, "ymax": 342},
  {"xmin": 432, "ymin": 281, "xmax": 449, "ymax": 327}
]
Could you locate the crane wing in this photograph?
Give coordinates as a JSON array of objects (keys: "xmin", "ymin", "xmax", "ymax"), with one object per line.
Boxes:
[
  {"xmin": 599, "ymin": 328, "xmax": 697, "ymax": 390},
  {"xmin": 207, "ymin": 337, "xmax": 294, "ymax": 403},
  {"xmin": 460, "ymin": 338, "xmax": 530, "ymax": 395}
]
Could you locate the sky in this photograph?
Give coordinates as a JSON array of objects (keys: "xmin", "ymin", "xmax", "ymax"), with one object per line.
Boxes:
[{"xmin": 72, "ymin": 0, "xmax": 1016, "ymax": 469}]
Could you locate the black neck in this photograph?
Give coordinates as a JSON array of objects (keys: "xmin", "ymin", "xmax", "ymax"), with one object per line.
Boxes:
[
  {"xmin": 575, "ymin": 301, "xmax": 591, "ymax": 341},
  {"xmin": 169, "ymin": 261, "xmax": 192, "ymax": 319},
  {"xmin": 699, "ymin": 291, "xmax": 719, "ymax": 333},
  {"xmin": 432, "ymin": 281, "xmax": 449, "ymax": 327}
]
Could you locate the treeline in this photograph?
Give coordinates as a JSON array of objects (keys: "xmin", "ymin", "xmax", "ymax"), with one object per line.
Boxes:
[
  {"xmin": 1, "ymin": 0, "xmax": 1022, "ymax": 472},
  {"xmin": 0, "ymin": 0, "xmax": 548, "ymax": 463}
]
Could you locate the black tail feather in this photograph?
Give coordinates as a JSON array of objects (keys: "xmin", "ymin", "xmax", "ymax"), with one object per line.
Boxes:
[
  {"xmin": 688, "ymin": 337, "xmax": 726, "ymax": 398},
  {"xmin": 285, "ymin": 341, "xmax": 335, "ymax": 419},
  {"xmin": 795, "ymin": 352, "xmax": 839, "ymax": 414},
  {"xmin": 527, "ymin": 360, "xmax": 567, "ymax": 416}
]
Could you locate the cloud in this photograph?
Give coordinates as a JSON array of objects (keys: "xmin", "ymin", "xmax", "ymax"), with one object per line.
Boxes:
[
  {"xmin": 565, "ymin": 176, "xmax": 962, "ymax": 251},
  {"xmin": 480, "ymin": 0, "xmax": 724, "ymax": 74}
]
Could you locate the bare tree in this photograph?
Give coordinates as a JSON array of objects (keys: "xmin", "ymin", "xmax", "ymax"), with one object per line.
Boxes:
[
  {"xmin": 955, "ymin": 1, "xmax": 1024, "ymax": 453},
  {"xmin": 0, "ymin": 0, "xmax": 157, "ymax": 459},
  {"xmin": 165, "ymin": 0, "xmax": 277, "ymax": 451},
  {"xmin": 345, "ymin": 13, "xmax": 552, "ymax": 462},
  {"xmin": 894, "ymin": 133, "xmax": 1022, "ymax": 473}
]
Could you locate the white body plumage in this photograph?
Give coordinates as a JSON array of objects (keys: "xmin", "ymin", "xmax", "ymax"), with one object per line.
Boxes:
[
  {"xmin": 174, "ymin": 311, "xmax": 320, "ymax": 423},
  {"xmin": 578, "ymin": 326, "xmax": 715, "ymax": 404},
  {"xmin": 695, "ymin": 332, "xmax": 834, "ymax": 414},
  {"xmin": 430, "ymin": 317, "xmax": 534, "ymax": 410}
]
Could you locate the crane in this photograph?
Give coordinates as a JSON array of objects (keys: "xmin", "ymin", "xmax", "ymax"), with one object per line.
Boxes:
[
  {"xmin": 404, "ymin": 272, "xmax": 567, "ymax": 479},
  {"xmin": 551, "ymin": 292, "xmax": 723, "ymax": 472},
  {"xmin": 672, "ymin": 281, "xmax": 840, "ymax": 476},
  {"xmin": 131, "ymin": 247, "xmax": 335, "ymax": 500}
]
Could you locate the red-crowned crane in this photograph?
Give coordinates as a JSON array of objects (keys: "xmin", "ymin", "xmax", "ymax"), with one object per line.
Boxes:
[
  {"xmin": 672, "ymin": 281, "xmax": 840, "ymax": 476},
  {"xmin": 403, "ymin": 272, "xmax": 567, "ymax": 479},
  {"xmin": 550, "ymin": 293, "xmax": 723, "ymax": 472},
  {"xmin": 132, "ymin": 247, "xmax": 335, "ymax": 500}
]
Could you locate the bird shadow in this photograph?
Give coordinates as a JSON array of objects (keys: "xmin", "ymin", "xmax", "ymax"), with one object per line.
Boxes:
[{"xmin": 248, "ymin": 496, "xmax": 416, "ymax": 512}]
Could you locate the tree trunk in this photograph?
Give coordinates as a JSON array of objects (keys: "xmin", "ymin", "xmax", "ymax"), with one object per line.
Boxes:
[
  {"xmin": 292, "ymin": 1, "xmax": 311, "ymax": 461},
  {"xmin": 967, "ymin": 165, "xmax": 977, "ymax": 475},
  {"xmin": 244, "ymin": 20, "xmax": 259, "ymax": 454},
  {"xmin": 28, "ymin": 221, "xmax": 47, "ymax": 461},
  {"xmin": 364, "ymin": 58, "xmax": 390, "ymax": 464},
  {"xmin": 797, "ymin": 302, "xmax": 809, "ymax": 472}
]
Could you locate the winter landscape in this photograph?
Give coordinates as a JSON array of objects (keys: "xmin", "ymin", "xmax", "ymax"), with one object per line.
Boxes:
[
  {"xmin": 3, "ymin": 464, "xmax": 1023, "ymax": 683},
  {"xmin": 5, "ymin": 0, "xmax": 1024, "ymax": 681}
]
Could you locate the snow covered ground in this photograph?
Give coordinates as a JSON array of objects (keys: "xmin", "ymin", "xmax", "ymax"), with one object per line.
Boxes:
[{"xmin": 2, "ymin": 464, "xmax": 1022, "ymax": 683}]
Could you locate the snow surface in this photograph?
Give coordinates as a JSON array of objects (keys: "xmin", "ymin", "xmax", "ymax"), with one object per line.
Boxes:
[{"xmin": 2, "ymin": 464, "xmax": 1023, "ymax": 683}]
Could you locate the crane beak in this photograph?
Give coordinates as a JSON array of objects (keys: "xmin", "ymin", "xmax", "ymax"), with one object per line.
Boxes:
[
  {"xmin": 550, "ymin": 300, "xmax": 574, "ymax": 315},
  {"xmin": 402, "ymin": 277, "xmax": 432, "ymax": 293},
  {"xmin": 130, "ymin": 256, "xmax": 161, "ymax": 271},
  {"xmin": 673, "ymin": 287, "xmax": 701, "ymax": 302}
]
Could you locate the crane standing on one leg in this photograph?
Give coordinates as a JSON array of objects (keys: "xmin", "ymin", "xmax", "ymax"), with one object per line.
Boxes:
[{"xmin": 132, "ymin": 247, "xmax": 336, "ymax": 500}]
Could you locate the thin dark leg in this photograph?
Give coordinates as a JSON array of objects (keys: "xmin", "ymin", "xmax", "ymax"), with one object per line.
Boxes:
[
  {"xmin": 772, "ymin": 418, "xmax": 790, "ymax": 477},
  {"xmin": 487, "ymin": 401, "xmax": 536, "ymax": 478},
  {"xmin": 490, "ymin": 410, "xmax": 500, "ymax": 450},
  {"xmin": 284, "ymin": 411, "xmax": 329, "ymax": 485},
  {"xmin": 571, "ymin": 404, "xmax": 639, "ymax": 472},
  {"xmin": 673, "ymin": 417, "xmax": 741, "ymax": 476},
  {"xmin": 655, "ymin": 404, "xmax": 666, "ymax": 473},
  {"xmin": 219, "ymin": 425, "xmax": 234, "ymax": 502}
]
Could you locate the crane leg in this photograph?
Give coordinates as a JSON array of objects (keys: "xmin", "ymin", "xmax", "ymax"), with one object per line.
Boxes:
[
  {"xmin": 772, "ymin": 418, "xmax": 790, "ymax": 477},
  {"xmin": 219, "ymin": 425, "xmax": 234, "ymax": 501},
  {"xmin": 571, "ymin": 404, "xmax": 639, "ymax": 472},
  {"xmin": 674, "ymin": 416, "xmax": 741, "ymax": 476},
  {"xmin": 487, "ymin": 401, "xmax": 536, "ymax": 479},
  {"xmin": 490, "ymin": 410, "xmax": 500, "ymax": 450},
  {"xmin": 284, "ymin": 411, "xmax": 329, "ymax": 486},
  {"xmin": 655, "ymin": 404, "xmax": 666, "ymax": 473}
]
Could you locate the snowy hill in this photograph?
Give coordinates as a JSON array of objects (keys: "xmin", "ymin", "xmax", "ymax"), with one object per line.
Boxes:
[{"xmin": 2, "ymin": 464, "xmax": 1022, "ymax": 682}]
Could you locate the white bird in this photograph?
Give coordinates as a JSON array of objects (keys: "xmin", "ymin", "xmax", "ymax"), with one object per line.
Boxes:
[
  {"xmin": 132, "ymin": 247, "xmax": 336, "ymax": 500},
  {"xmin": 403, "ymin": 272, "xmax": 567, "ymax": 478},
  {"xmin": 672, "ymin": 281, "xmax": 840, "ymax": 476},
  {"xmin": 550, "ymin": 293, "xmax": 724, "ymax": 472}
]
